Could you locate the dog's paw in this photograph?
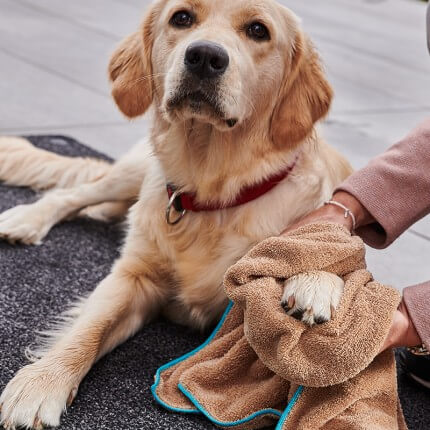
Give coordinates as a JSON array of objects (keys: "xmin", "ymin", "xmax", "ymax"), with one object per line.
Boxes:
[
  {"xmin": 281, "ymin": 271, "xmax": 344, "ymax": 326},
  {"xmin": 0, "ymin": 361, "xmax": 78, "ymax": 429},
  {"xmin": 0, "ymin": 204, "xmax": 51, "ymax": 245}
]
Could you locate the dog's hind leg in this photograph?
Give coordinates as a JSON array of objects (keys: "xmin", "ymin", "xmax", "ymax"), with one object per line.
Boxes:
[
  {"xmin": 0, "ymin": 136, "xmax": 112, "ymax": 190},
  {"xmin": 0, "ymin": 139, "xmax": 152, "ymax": 244},
  {"xmin": 0, "ymin": 160, "xmax": 145, "ymax": 244}
]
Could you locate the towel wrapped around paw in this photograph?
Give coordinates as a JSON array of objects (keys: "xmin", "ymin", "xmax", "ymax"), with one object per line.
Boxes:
[{"xmin": 152, "ymin": 223, "xmax": 407, "ymax": 429}]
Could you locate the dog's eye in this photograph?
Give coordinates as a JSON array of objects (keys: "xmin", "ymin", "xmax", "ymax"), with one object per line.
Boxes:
[
  {"xmin": 247, "ymin": 22, "xmax": 270, "ymax": 41},
  {"xmin": 170, "ymin": 10, "xmax": 194, "ymax": 28}
]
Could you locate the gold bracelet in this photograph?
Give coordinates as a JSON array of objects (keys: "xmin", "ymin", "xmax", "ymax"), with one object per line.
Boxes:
[{"xmin": 407, "ymin": 344, "xmax": 430, "ymax": 356}]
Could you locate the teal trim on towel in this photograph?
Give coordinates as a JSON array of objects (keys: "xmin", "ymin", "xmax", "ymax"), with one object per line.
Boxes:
[
  {"xmin": 151, "ymin": 301, "xmax": 234, "ymax": 413},
  {"xmin": 177, "ymin": 382, "xmax": 282, "ymax": 427},
  {"xmin": 151, "ymin": 300, "xmax": 304, "ymax": 428},
  {"xmin": 275, "ymin": 385, "xmax": 304, "ymax": 430}
]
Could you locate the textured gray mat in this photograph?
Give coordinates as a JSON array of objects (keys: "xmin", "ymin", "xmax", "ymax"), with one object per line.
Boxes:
[{"xmin": 0, "ymin": 136, "xmax": 429, "ymax": 430}]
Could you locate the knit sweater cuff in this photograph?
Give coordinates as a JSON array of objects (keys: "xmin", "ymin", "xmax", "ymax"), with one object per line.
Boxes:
[{"xmin": 403, "ymin": 281, "xmax": 430, "ymax": 350}]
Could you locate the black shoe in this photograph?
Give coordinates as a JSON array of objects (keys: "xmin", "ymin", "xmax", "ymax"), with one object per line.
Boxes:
[{"xmin": 398, "ymin": 348, "xmax": 430, "ymax": 389}]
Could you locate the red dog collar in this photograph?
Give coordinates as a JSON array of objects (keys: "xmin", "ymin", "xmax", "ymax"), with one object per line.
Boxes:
[{"xmin": 166, "ymin": 157, "xmax": 298, "ymax": 224}]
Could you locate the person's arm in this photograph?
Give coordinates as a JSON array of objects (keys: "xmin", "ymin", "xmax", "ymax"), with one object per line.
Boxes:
[
  {"xmin": 338, "ymin": 119, "xmax": 430, "ymax": 350},
  {"xmin": 285, "ymin": 118, "xmax": 430, "ymax": 244},
  {"xmin": 282, "ymin": 191, "xmax": 427, "ymax": 351},
  {"xmin": 337, "ymin": 118, "xmax": 430, "ymax": 248},
  {"xmin": 402, "ymin": 282, "xmax": 430, "ymax": 350},
  {"xmin": 282, "ymin": 118, "xmax": 430, "ymax": 350}
]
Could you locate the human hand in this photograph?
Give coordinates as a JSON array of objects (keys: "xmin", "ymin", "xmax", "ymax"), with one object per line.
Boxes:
[
  {"xmin": 281, "ymin": 191, "xmax": 374, "ymax": 236},
  {"xmin": 380, "ymin": 300, "xmax": 421, "ymax": 352}
]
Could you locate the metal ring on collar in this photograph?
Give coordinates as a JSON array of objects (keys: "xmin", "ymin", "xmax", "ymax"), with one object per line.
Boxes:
[{"xmin": 166, "ymin": 190, "xmax": 187, "ymax": 225}]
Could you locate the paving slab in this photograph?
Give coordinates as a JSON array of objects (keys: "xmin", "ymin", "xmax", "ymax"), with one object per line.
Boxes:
[
  {"xmin": 0, "ymin": 50, "xmax": 124, "ymax": 129},
  {"xmin": 284, "ymin": 0, "xmax": 430, "ymax": 143},
  {"xmin": 284, "ymin": 0, "xmax": 429, "ymax": 70},
  {"xmin": 332, "ymin": 111, "xmax": 430, "ymax": 145},
  {"xmin": 15, "ymin": 0, "xmax": 143, "ymax": 40},
  {"xmin": 0, "ymin": 0, "xmax": 117, "ymax": 96},
  {"xmin": 366, "ymin": 231, "xmax": 430, "ymax": 289}
]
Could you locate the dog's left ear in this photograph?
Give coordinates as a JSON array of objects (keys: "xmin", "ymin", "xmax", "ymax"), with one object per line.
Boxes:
[
  {"xmin": 271, "ymin": 31, "xmax": 333, "ymax": 148},
  {"xmin": 108, "ymin": 7, "xmax": 158, "ymax": 118}
]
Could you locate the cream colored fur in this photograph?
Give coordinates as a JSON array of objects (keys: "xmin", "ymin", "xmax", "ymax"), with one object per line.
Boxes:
[
  {"xmin": 0, "ymin": 0, "xmax": 351, "ymax": 428},
  {"xmin": 0, "ymin": 136, "xmax": 111, "ymax": 190},
  {"xmin": 282, "ymin": 271, "xmax": 345, "ymax": 326}
]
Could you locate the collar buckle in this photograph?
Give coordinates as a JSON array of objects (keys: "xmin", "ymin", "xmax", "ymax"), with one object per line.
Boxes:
[{"xmin": 166, "ymin": 187, "xmax": 187, "ymax": 225}]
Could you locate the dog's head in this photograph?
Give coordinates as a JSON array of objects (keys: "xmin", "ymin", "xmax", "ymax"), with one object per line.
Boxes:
[{"xmin": 109, "ymin": 0, "xmax": 332, "ymax": 147}]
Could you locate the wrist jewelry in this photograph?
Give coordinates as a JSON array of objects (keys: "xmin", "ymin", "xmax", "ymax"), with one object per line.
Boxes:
[
  {"xmin": 408, "ymin": 344, "xmax": 430, "ymax": 356},
  {"xmin": 324, "ymin": 200, "xmax": 357, "ymax": 231}
]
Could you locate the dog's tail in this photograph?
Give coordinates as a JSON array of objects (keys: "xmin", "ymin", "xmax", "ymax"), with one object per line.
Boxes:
[{"xmin": 0, "ymin": 136, "xmax": 112, "ymax": 190}]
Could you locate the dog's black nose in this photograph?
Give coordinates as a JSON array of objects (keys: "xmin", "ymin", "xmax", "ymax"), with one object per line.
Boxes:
[{"xmin": 184, "ymin": 41, "xmax": 229, "ymax": 79}]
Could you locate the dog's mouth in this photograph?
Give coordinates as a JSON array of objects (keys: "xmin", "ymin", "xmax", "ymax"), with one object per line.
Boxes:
[
  {"xmin": 166, "ymin": 86, "xmax": 238, "ymax": 129},
  {"xmin": 187, "ymin": 90, "xmax": 218, "ymax": 109},
  {"xmin": 167, "ymin": 88, "xmax": 222, "ymax": 116}
]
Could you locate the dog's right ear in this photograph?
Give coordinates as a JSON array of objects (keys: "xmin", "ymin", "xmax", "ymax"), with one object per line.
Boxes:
[{"xmin": 109, "ymin": 9, "xmax": 157, "ymax": 118}]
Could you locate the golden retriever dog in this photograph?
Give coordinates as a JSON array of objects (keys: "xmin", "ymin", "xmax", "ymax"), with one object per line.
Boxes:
[{"xmin": 0, "ymin": 0, "xmax": 351, "ymax": 428}]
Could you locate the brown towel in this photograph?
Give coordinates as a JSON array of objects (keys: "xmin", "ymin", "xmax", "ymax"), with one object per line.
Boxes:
[{"xmin": 152, "ymin": 223, "xmax": 407, "ymax": 429}]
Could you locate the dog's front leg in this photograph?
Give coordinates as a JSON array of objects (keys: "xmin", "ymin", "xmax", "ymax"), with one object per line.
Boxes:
[{"xmin": 0, "ymin": 262, "xmax": 165, "ymax": 430}]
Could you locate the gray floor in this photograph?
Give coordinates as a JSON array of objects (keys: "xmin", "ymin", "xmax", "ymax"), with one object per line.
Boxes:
[{"xmin": 0, "ymin": 0, "xmax": 430, "ymax": 287}]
